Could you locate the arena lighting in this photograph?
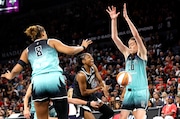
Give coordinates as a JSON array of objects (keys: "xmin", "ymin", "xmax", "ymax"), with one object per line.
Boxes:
[{"xmin": 0, "ymin": 0, "xmax": 19, "ymax": 14}]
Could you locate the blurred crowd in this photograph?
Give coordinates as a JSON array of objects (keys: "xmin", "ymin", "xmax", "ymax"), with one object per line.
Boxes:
[
  {"xmin": 0, "ymin": 0, "xmax": 178, "ymax": 52},
  {"xmin": 0, "ymin": 0, "xmax": 179, "ymax": 118}
]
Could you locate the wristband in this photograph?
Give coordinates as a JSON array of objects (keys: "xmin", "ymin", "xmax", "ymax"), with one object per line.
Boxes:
[
  {"xmin": 82, "ymin": 46, "xmax": 86, "ymax": 50},
  {"xmin": 86, "ymin": 101, "xmax": 91, "ymax": 107}
]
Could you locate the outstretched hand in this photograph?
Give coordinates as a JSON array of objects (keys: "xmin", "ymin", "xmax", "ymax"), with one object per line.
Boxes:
[
  {"xmin": 106, "ymin": 6, "xmax": 120, "ymax": 19},
  {"xmin": 123, "ymin": 3, "xmax": 129, "ymax": 20},
  {"xmin": 81, "ymin": 39, "xmax": 93, "ymax": 49},
  {"xmin": 1, "ymin": 70, "xmax": 11, "ymax": 80},
  {"xmin": 101, "ymin": 84, "xmax": 109, "ymax": 92}
]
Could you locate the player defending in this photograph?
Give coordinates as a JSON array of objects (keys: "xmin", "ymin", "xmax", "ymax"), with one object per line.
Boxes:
[{"xmin": 106, "ymin": 3, "xmax": 149, "ymax": 119}]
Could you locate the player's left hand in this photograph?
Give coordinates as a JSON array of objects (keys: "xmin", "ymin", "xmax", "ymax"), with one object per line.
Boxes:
[{"xmin": 90, "ymin": 101, "xmax": 99, "ymax": 108}]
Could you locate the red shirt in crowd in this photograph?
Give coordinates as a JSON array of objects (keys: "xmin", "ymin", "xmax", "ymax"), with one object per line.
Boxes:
[{"xmin": 161, "ymin": 103, "xmax": 177, "ymax": 118}]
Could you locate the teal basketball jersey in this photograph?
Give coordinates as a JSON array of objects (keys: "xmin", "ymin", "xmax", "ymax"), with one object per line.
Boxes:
[
  {"xmin": 27, "ymin": 39, "xmax": 63, "ymax": 77},
  {"xmin": 125, "ymin": 54, "xmax": 148, "ymax": 89}
]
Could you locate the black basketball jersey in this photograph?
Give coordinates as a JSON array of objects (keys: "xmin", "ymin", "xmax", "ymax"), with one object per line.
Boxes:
[{"xmin": 73, "ymin": 66, "xmax": 97, "ymax": 101}]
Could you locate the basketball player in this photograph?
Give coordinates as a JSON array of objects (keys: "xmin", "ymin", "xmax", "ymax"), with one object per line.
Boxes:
[
  {"xmin": 106, "ymin": 3, "xmax": 149, "ymax": 119},
  {"xmin": 1, "ymin": 25, "xmax": 92, "ymax": 119},
  {"xmin": 73, "ymin": 53, "xmax": 114, "ymax": 119}
]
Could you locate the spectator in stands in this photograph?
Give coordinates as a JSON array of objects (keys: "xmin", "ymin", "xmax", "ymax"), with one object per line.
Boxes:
[
  {"xmin": 167, "ymin": 84, "xmax": 177, "ymax": 96},
  {"xmin": 0, "ymin": 107, "xmax": 5, "ymax": 119},
  {"xmin": 11, "ymin": 91, "xmax": 19, "ymax": 102},
  {"xmin": 156, "ymin": 77, "xmax": 167, "ymax": 92},
  {"xmin": 174, "ymin": 55, "xmax": 180, "ymax": 66},
  {"xmin": 1, "ymin": 25, "xmax": 92, "ymax": 119},
  {"xmin": 109, "ymin": 94, "xmax": 115, "ymax": 109},
  {"xmin": 161, "ymin": 95, "xmax": 177, "ymax": 119},
  {"xmin": 175, "ymin": 65, "xmax": 180, "ymax": 78},
  {"xmin": 111, "ymin": 90, "xmax": 119, "ymax": 99},
  {"xmin": 164, "ymin": 56, "xmax": 174, "ymax": 74},
  {"xmin": 106, "ymin": 3, "xmax": 149, "ymax": 119},
  {"xmin": 101, "ymin": 95, "xmax": 109, "ymax": 105},
  {"xmin": 99, "ymin": 66, "xmax": 108, "ymax": 80},
  {"xmin": 177, "ymin": 78, "xmax": 180, "ymax": 94},
  {"xmin": 161, "ymin": 91, "xmax": 168, "ymax": 104},
  {"xmin": 175, "ymin": 93, "xmax": 180, "ymax": 119},
  {"xmin": 104, "ymin": 74, "xmax": 114, "ymax": 92},
  {"xmin": 148, "ymin": 99, "xmax": 153, "ymax": 107},
  {"xmin": 150, "ymin": 91, "xmax": 164, "ymax": 107},
  {"xmin": 114, "ymin": 97, "xmax": 121, "ymax": 110}
]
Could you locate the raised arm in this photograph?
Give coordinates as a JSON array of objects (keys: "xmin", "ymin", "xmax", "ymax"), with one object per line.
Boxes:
[
  {"xmin": 123, "ymin": 3, "xmax": 147, "ymax": 60},
  {"xmin": 93, "ymin": 64, "xmax": 104, "ymax": 87},
  {"xmin": 93, "ymin": 64, "xmax": 109, "ymax": 98},
  {"xmin": 49, "ymin": 39, "xmax": 92, "ymax": 55},
  {"xmin": 106, "ymin": 6, "xmax": 129, "ymax": 56}
]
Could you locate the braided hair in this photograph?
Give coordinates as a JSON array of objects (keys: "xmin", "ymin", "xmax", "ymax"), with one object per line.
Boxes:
[{"xmin": 75, "ymin": 53, "xmax": 87, "ymax": 73}]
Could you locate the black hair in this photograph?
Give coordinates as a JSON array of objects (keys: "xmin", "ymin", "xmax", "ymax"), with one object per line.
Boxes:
[{"xmin": 75, "ymin": 53, "xmax": 86, "ymax": 73}]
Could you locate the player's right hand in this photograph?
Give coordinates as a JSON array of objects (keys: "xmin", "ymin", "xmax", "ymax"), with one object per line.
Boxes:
[{"xmin": 23, "ymin": 108, "xmax": 31, "ymax": 119}]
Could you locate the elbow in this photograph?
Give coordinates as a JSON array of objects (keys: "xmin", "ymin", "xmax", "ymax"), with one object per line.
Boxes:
[
  {"xmin": 111, "ymin": 35, "xmax": 118, "ymax": 41},
  {"xmin": 81, "ymin": 91, "xmax": 88, "ymax": 96},
  {"xmin": 65, "ymin": 51, "xmax": 76, "ymax": 55},
  {"xmin": 67, "ymin": 48, "xmax": 82, "ymax": 55},
  {"xmin": 62, "ymin": 47, "xmax": 78, "ymax": 55},
  {"xmin": 68, "ymin": 52, "xmax": 76, "ymax": 55},
  {"xmin": 81, "ymin": 92, "xmax": 86, "ymax": 96},
  {"xmin": 133, "ymin": 33, "xmax": 140, "ymax": 38},
  {"xmin": 111, "ymin": 35, "xmax": 116, "ymax": 40}
]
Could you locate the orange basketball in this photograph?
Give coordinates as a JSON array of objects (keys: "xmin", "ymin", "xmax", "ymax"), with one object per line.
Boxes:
[{"xmin": 116, "ymin": 71, "xmax": 132, "ymax": 87}]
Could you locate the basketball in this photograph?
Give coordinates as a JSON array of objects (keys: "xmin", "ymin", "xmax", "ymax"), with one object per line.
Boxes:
[{"xmin": 116, "ymin": 71, "xmax": 132, "ymax": 87}]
